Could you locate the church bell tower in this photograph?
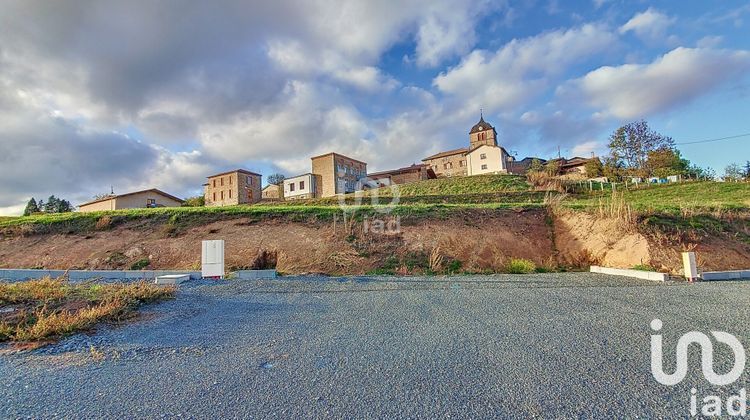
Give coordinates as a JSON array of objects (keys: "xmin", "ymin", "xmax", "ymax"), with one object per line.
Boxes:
[{"xmin": 469, "ymin": 111, "xmax": 497, "ymax": 149}]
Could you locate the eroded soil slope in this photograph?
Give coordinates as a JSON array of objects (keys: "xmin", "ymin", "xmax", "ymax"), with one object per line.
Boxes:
[
  {"xmin": 2, "ymin": 209, "xmax": 748, "ymax": 275},
  {"xmin": 0, "ymin": 209, "xmax": 555, "ymax": 275}
]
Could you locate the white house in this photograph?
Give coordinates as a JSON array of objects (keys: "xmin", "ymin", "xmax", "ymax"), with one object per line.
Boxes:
[
  {"xmin": 283, "ymin": 173, "xmax": 320, "ymax": 200},
  {"xmin": 466, "ymin": 144, "xmax": 511, "ymax": 176}
]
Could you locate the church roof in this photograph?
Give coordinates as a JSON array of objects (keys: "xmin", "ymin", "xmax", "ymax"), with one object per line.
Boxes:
[
  {"xmin": 469, "ymin": 116, "xmax": 494, "ymax": 134},
  {"xmin": 421, "ymin": 148, "xmax": 469, "ymax": 161}
]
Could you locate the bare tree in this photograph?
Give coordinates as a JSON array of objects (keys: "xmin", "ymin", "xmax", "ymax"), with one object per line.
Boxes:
[{"xmin": 608, "ymin": 120, "xmax": 674, "ymax": 174}]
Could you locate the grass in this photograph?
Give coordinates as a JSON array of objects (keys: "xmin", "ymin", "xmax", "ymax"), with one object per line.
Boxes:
[
  {"xmin": 505, "ymin": 258, "xmax": 537, "ymax": 274},
  {"xmin": 568, "ymin": 181, "xmax": 750, "ymax": 213},
  {"xmin": 360, "ymin": 174, "xmax": 530, "ymax": 196},
  {"xmin": 0, "ymin": 278, "xmax": 175, "ymax": 344},
  {"xmin": 1, "ymin": 178, "xmax": 747, "ymax": 236}
]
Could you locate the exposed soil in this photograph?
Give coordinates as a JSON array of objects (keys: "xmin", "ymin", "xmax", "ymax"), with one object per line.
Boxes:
[{"xmin": 1, "ymin": 209, "xmax": 748, "ymax": 275}]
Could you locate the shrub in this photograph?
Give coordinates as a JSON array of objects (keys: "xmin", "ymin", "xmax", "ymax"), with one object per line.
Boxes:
[
  {"xmin": 129, "ymin": 258, "xmax": 150, "ymax": 270},
  {"xmin": 506, "ymin": 258, "xmax": 536, "ymax": 274}
]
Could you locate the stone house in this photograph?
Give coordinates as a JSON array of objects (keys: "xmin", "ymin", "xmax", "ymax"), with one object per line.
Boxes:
[
  {"xmin": 422, "ymin": 148, "xmax": 469, "ymax": 177},
  {"xmin": 204, "ymin": 169, "xmax": 262, "ymax": 207},
  {"xmin": 367, "ymin": 164, "xmax": 436, "ymax": 186},
  {"xmin": 261, "ymin": 184, "xmax": 282, "ymax": 200},
  {"xmin": 78, "ymin": 189, "xmax": 183, "ymax": 212},
  {"xmin": 283, "ymin": 173, "xmax": 322, "ymax": 200},
  {"xmin": 310, "ymin": 152, "xmax": 367, "ymax": 197}
]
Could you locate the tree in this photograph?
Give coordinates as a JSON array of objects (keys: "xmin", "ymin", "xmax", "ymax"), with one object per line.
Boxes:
[
  {"xmin": 182, "ymin": 196, "xmax": 205, "ymax": 207},
  {"xmin": 724, "ymin": 163, "xmax": 744, "ymax": 181},
  {"xmin": 544, "ymin": 160, "xmax": 561, "ymax": 176},
  {"xmin": 528, "ymin": 158, "xmax": 544, "ymax": 173},
  {"xmin": 602, "ymin": 157, "xmax": 624, "ymax": 182},
  {"xmin": 23, "ymin": 198, "xmax": 40, "ymax": 216},
  {"xmin": 56, "ymin": 199, "xmax": 72, "ymax": 213},
  {"xmin": 686, "ymin": 165, "xmax": 716, "ymax": 180},
  {"xmin": 43, "ymin": 195, "xmax": 59, "ymax": 213},
  {"xmin": 584, "ymin": 158, "xmax": 604, "ymax": 177},
  {"xmin": 267, "ymin": 173, "xmax": 285, "ymax": 185},
  {"xmin": 645, "ymin": 148, "xmax": 689, "ymax": 178},
  {"xmin": 608, "ymin": 120, "xmax": 674, "ymax": 174},
  {"xmin": 40, "ymin": 195, "xmax": 73, "ymax": 213},
  {"xmin": 744, "ymin": 161, "xmax": 750, "ymax": 178}
]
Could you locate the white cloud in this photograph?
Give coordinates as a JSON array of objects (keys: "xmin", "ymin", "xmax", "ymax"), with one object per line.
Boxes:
[
  {"xmin": 573, "ymin": 47, "xmax": 750, "ymax": 119},
  {"xmin": 619, "ymin": 8, "xmax": 676, "ymax": 42},
  {"xmin": 696, "ymin": 35, "xmax": 723, "ymax": 49},
  {"xmin": 570, "ymin": 140, "xmax": 603, "ymax": 157},
  {"xmin": 433, "ymin": 24, "xmax": 616, "ymax": 113}
]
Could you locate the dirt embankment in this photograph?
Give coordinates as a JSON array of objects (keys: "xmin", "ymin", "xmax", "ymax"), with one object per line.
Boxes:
[
  {"xmin": 554, "ymin": 211, "xmax": 750, "ymax": 273},
  {"xmin": 0, "ymin": 210, "xmax": 555, "ymax": 275},
  {"xmin": 1, "ymin": 209, "xmax": 748, "ymax": 275}
]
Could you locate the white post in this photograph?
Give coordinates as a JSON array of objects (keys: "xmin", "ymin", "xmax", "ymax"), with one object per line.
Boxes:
[
  {"xmin": 682, "ymin": 252, "xmax": 698, "ymax": 282},
  {"xmin": 202, "ymin": 240, "xmax": 225, "ymax": 279}
]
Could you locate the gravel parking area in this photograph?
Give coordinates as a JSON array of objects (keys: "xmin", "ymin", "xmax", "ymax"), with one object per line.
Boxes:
[{"xmin": 1, "ymin": 273, "xmax": 748, "ymax": 418}]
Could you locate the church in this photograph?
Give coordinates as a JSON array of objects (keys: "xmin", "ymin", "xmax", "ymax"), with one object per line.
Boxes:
[{"xmin": 422, "ymin": 115, "xmax": 512, "ymax": 177}]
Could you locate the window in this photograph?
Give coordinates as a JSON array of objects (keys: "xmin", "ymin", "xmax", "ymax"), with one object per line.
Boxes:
[
  {"xmin": 247, "ymin": 176, "xmax": 252, "ymax": 185},
  {"xmin": 220, "ymin": 177, "xmax": 224, "ymax": 186},
  {"xmin": 147, "ymin": 198, "xmax": 156, "ymax": 207},
  {"xmin": 290, "ymin": 183, "xmax": 295, "ymax": 192},
  {"xmin": 459, "ymin": 160, "xmax": 465, "ymax": 167},
  {"xmin": 480, "ymin": 153, "xmax": 487, "ymax": 160},
  {"xmin": 229, "ymin": 176, "xmax": 232, "ymax": 185},
  {"xmin": 481, "ymin": 164, "xmax": 488, "ymax": 170},
  {"xmin": 299, "ymin": 180, "xmax": 305, "ymax": 190},
  {"xmin": 229, "ymin": 190, "xmax": 232, "ymax": 199},
  {"xmin": 212, "ymin": 192, "xmax": 216, "ymax": 201},
  {"xmin": 212, "ymin": 179, "xmax": 216, "ymax": 188}
]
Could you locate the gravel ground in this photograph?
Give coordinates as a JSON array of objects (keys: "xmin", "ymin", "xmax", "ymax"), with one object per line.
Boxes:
[{"xmin": 1, "ymin": 273, "xmax": 748, "ymax": 418}]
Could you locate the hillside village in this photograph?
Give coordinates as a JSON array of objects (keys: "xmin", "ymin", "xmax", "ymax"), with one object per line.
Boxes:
[{"xmin": 77, "ymin": 115, "xmax": 595, "ymax": 212}]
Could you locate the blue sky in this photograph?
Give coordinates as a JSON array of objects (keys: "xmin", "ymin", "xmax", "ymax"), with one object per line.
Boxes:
[{"xmin": 0, "ymin": 0, "xmax": 749, "ymax": 215}]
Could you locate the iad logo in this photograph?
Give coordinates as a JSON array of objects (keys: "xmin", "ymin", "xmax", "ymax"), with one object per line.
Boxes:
[
  {"xmin": 651, "ymin": 319, "xmax": 745, "ymax": 385},
  {"xmin": 650, "ymin": 319, "xmax": 746, "ymax": 386},
  {"xmin": 650, "ymin": 319, "xmax": 748, "ymax": 416},
  {"xmin": 337, "ymin": 176, "xmax": 401, "ymax": 234}
]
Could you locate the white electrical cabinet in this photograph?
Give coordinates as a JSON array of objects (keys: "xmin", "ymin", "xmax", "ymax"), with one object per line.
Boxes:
[{"xmin": 202, "ymin": 240, "xmax": 225, "ymax": 278}]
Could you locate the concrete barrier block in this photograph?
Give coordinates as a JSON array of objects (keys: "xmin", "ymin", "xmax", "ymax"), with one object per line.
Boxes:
[
  {"xmin": 590, "ymin": 266, "xmax": 668, "ymax": 282},
  {"xmin": 701, "ymin": 270, "xmax": 749, "ymax": 281},
  {"xmin": 234, "ymin": 270, "xmax": 278, "ymax": 280},
  {"xmin": 154, "ymin": 274, "xmax": 190, "ymax": 285}
]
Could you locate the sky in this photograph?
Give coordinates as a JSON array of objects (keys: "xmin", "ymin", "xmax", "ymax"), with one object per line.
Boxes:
[{"xmin": 1, "ymin": 0, "xmax": 749, "ymax": 215}]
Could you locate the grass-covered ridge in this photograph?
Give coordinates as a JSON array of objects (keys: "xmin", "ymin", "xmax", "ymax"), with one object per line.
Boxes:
[
  {"xmin": 1, "ymin": 176, "xmax": 748, "ymax": 235},
  {"xmin": 0, "ymin": 278, "xmax": 175, "ymax": 345},
  {"xmin": 571, "ymin": 181, "xmax": 750, "ymax": 213}
]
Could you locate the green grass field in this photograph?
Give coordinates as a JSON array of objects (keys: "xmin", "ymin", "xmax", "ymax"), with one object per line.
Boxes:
[
  {"xmin": 1, "ymin": 176, "xmax": 747, "ymax": 233},
  {"xmin": 571, "ymin": 181, "xmax": 750, "ymax": 212}
]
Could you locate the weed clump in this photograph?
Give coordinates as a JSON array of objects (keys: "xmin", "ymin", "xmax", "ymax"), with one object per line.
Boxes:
[{"xmin": 506, "ymin": 258, "xmax": 537, "ymax": 274}]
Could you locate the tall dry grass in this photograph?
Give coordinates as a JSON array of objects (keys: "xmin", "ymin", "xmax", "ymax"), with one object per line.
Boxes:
[
  {"xmin": 0, "ymin": 277, "xmax": 175, "ymax": 343},
  {"xmin": 596, "ymin": 191, "xmax": 636, "ymax": 230}
]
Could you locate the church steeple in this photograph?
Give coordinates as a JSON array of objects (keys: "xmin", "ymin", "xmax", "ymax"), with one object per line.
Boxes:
[{"xmin": 469, "ymin": 113, "xmax": 497, "ymax": 148}]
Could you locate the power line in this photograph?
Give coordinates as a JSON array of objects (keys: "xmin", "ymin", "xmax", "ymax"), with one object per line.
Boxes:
[{"xmin": 675, "ymin": 132, "xmax": 750, "ymax": 145}]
